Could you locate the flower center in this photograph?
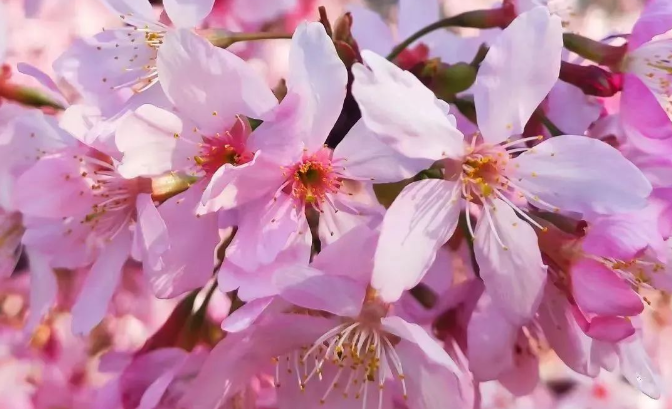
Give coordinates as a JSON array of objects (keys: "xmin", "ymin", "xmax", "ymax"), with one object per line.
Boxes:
[
  {"xmin": 601, "ymin": 257, "xmax": 665, "ymax": 305},
  {"xmin": 283, "ymin": 147, "xmax": 342, "ymax": 209},
  {"xmin": 461, "ymin": 146, "xmax": 510, "ymax": 200},
  {"xmin": 193, "ymin": 121, "xmax": 254, "ymax": 177},
  {"xmin": 275, "ymin": 321, "xmax": 407, "ymax": 408},
  {"xmin": 74, "ymin": 152, "xmax": 149, "ymax": 242}
]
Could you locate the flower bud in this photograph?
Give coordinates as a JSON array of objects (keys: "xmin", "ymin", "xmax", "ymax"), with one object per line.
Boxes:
[
  {"xmin": 0, "ymin": 65, "xmax": 65, "ymax": 110},
  {"xmin": 559, "ymin": 61, "xmax": 623, "ymax": 97}
]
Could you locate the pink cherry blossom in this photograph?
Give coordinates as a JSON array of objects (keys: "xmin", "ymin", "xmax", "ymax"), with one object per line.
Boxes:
[
  {"xmin": 185, "ymin": 226, "xmax": 466, "ymax": 409},
  {"xmin": 354, "ymin": 7, "xmax": 651, "ymax": 326},
  {"xmin": 54, "ymin": 0, "xmax": 215, "ymax": 108}
]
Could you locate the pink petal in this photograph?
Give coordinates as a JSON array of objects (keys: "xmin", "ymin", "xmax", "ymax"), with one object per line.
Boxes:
[
  {"xmin": 571, "ymin": 258, "xmax": 643, "ymax": 317},
  {"xmin": 16, "ymin": 63, "xmax": 69, "ymax": 107},
  {"xmin": 498, "ymin": 334, "xmax": 540, "ymax": 396},
  {"xmin": 181, "ymin": 314, "xmax": 337, "ymax": 409},
  {"xmin": 134, "ymin": 194, "xmax": 169, "ymax": 271},
  {"xmin": 71, "ymin": 230, "xmax": 132, "ymax": 335},
  {"xmin": 274, "ymin": 265, "xmax": 365, "ymax": 317},
  {"xmin": 163, "ymin": 0, "xmax": 215, "ymax": 27},
  {"xmin": 245, "ymin": 92, "xmax": 305, "ymax": 162},
  {"xmin": 347, "ymin": 5, "xmax": 394, "ymax": 56},
  {"xmin": 149, "ymin": 182, "xmax": 220, "ymax": 298},
  {"xmin": 372, "ymin": 179, "xmax": 461, "ymax": 303},
  {"xmin": 394, "ymin": 340, "xmax": 467, "ymax": 409},
  {"xmin": 546, "ymin": 82, "xmax": 601, "ymax": 136},
  {"xmin": 14, "ymin": 150, "xmax": 97, "ymax": 219},
  {"xmin": 100, "ymin": 0, "xmax": 155, "ymax": 20},
  {"xmin": 221, "ymin": 297, "xmax": 274, "ymax": 333},
  {"xmin": 630, "ymin": 0, "xmax": 672, "ymax": 50},
  {"xmin": 119, "ymin": 348, "xmax": 187, "ymax": 409},
  {"xmin": 25, "ymin": 251, "xmax": 57, "ymax": 332},
  {"xmin": 287, "ymin": 22, "xmax": 348, "ymax": 151},
  {"xmin": 587, "ymin": 317, "xmax": 637, "ymax": 342},
  {"xmin": 352, "ymin": 50, "xmax": 465, "ymax": 161},
  {"xmin": 582, "ymin": 209, "xmax": 665, "ymax": 262},
  {"xmin": 511, "ymin": 135, "xmax": 651, "ymax": 215},
  {"xmin": 474, "ymin": 6, "xmax": 563, "ymax": 144},
  {"xmin": 116, "ymin": 104, "xmax": 199, "ymax": 178},
  {"xmin": 53, "ymin": 29, "xmax": 154, "ymax": 105},
  {"xmin": 382, "ymin": 316, "xmax": 461, "ymax": 373},
  {"xmin": 157, "ymin": 29, "xmax": 277, "ymax": 134},
  {"xmin": 474, "ymin": 198, "xmax": 547, "ymax": 326},
  {"xmin": 621, "ymin": 75, "xmax": 672, "ymax": 140},
  {"xmin": 333, "ymin": 119, "xmax": 435, "ymax": 183},
  {"xmin": 225, "ymin": 194, "xmax": 302, "ymax": 271},
  {"xmin": 537, "ymin": 284, "xmax": 600, "ymax": 377},
  {"xmin": 311, "ymin": 224, "xmax": 378, "ymax": 283},
  {"xmin": 199, "ymin": 152, "xmax": 285, "ymax": 213},
  {"xmin": 317, "ymin": 189, "xmax": 383, "ymax": 245},
  {"xmin": 618, "ymin": 336, "xmax": 662, "ymax": 399},
  {"xmin": 398, "ymin": 0, "xmax": 440, "ymax": 39},
  {"xmin": 467, "ymin": 292, "xmax": 517, "ymax": 381}
]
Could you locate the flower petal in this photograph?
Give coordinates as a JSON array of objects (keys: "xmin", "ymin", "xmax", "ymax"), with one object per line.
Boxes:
[
  {"xmin": 398, "ymin": 0, "xmax": 440, "ymax": 39},
  {"xmin": 474, "ymin": 6, "xmax": 563, "ymax": 144},
  {"xmin": 372, "ymin": 179, "xmax": 461, "ymax": 303},
  {"xmin": 619, "ymin": 335, "xmax": 662, "ymax": 399},
  {"xmin": 352, "ymin": 50, "xmax": 464, "ymax": 161},
  {"xmin": 348, "ymin": 5, "xmax": 394, "ymax": 56},
  {"xmin": 630, "ymin": 0, "xmax": 672, "ymax": 50},
  {"xmin": 286, "ymin": 22, "xmax": 348, "ymax": 151},
  {"xmin": 382, "ymin": 316, "xmax": 461, "ymax": 373},
  {"xmin": 274, "ymin": 265, "xmax": 365, "ymax": 317},
  {"xmin": 116, "ymin": 104, "xmax": 198, "ymax": 178},
  {"xmin": 71, "ymin": 230, "xmax": 132, "ymax": 335},
  {"xmin": 181, "ymin": 314, "xmax": 337, "ymax": 409},
  {"xmin": 149, "ymin": 182, "xmax": 221, "ymax": 298},
  {"xmin": 511, "ymin": 135, "xmax": 652, "ymax": 215},
  {"xmin": 571, "ymin": 258, "xmax": 643, "ymax": 317},
  {"xmin": 537, "ymin": 283, "xmax": 600, "ymax": 377},
  {"xmin": 157, "ymin": 29, "xmax": 277, "ymax": 134},
  {"xmin": 101, "ymin": 0, "xmax": 155, "ymax": 20},
  {"xmin": 134, "ymin": 194, "xmax": 169, "ymax": 271},
  {"xmin": 199, "ymin": 152, "xmax": 285, "ymax": 214},
  {"xmin": 14, "ymin": 150, "xmax": 97, "ymax": 219},
  {"xmin": 25, "ymin": 251, "xmax": 57, "ymax": 332},
  {"xmin": 225, "ymin": 194, "xmax": 302, "ymax": 271},
  {"xmin": 394, "ymin": 340, "xmax": 467, "ymax": 409},
  {"xmin": 474, "ymin": 198, "xmax": 547, "ymax": 326},
  {"xmin": 333, "ymin": 119, "xmax": 435, "ymax": 183},
  {"xmin": 467, "ymin": 291, "xmax": 518, "ymax": 381},
  {"xmin": 221, "ymin": 297, "xmax": 274, "ymax": 333},
  {"xmin": 163, "ymin": 0, "xmax": 215, "ymax": 27}
]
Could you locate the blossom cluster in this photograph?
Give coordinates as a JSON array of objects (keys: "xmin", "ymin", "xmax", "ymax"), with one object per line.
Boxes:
[{"xmin": 1, "ymin": 0, "xmax": 672, "ymax": 408}]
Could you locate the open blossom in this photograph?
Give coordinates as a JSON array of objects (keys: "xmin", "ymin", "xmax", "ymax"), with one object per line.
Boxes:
[
  {"xmin": 620, "ymin": 0, "xmax": 672, "ymax": 141},
  {"xmin": 351, "ymin": 7, "xmax": 651, "ymax": 326},
  {"xmin": 54, "ymin": 0, "xmax": 215, "ymax": 109},
  {"xmin": 13, "ymin": 117, "xmax": 170, "ymax": 333},
  {"xmin": 183, "ymin": 225, "xmax": 466, "ymax": 409}
]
